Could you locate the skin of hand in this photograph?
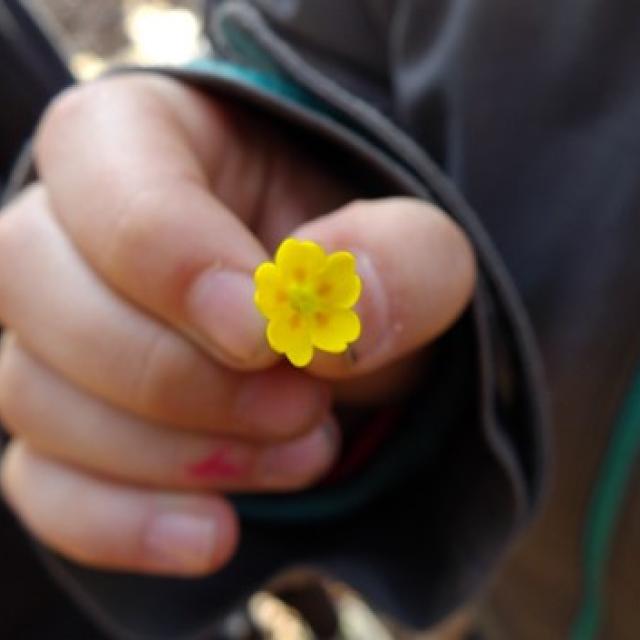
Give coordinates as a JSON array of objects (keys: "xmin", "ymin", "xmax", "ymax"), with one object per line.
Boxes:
[{"xmin": 0, "ymin": 74, "xmax": 476, "ymax": 576}]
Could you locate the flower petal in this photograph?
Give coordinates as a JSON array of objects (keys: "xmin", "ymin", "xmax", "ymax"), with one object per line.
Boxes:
[
  {"xmin": 254, "ymin": 262, "xmax": 287, "ymax": 319},
  {"xmin": 267, "ymin": 310, "xmax": 314, "ymax": 367},
  {"xmin": 310, "ymin": 308, "xmax": 361, "ymax": 353},
  {"xmin": 275, "ymin": 238, "xmax": 326, "ymax": 284},
  {"xmin": 286, "ymin": 340, "xmax": 314, "ymax": 367},
  {"xmin": 316, "ymin": 252, "xmax": 362, "ymax": 309}
]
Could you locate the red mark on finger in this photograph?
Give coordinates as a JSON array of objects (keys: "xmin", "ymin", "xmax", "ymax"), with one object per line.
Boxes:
[{"xmin": 188, "ymin": 446, "xmax": 246, "ymax": 479}]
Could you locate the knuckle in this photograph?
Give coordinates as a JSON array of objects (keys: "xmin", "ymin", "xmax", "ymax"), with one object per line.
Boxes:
[
  {"xmin": 35, "ymin": 76, "xmax": 144, "ymax": 163},
  {"xmin": 107, "ymin": 186, "xmax": 161, "ymax": 269},
  {"xmin": 105, "ymin": 183, "xmax": 204, "ymax": 303},
  {"xmin": 0, "ymin": 440, "xmax": 24, "ymax": 508},
  {"xmin": 107, "ymin": 182, "xmax": 194, "ymax": 265},
  {"xmin": 0, "ymin": 336, "xmax": 20, "ymax": 434},
  {"xmin": 35, "ymin": 83, "xmax": 93, "ymax": 156},
  {"xmin": 0, "ymin": 186, "xmax": 43, "ymax": 266},
  {"xmin": 37, "ymin": 78, "xmax": 124, "ymax": 141},
  {"xmin": 0, "ymin": 189, "xmax": 50, "ymax": 320},
  {"xmin": 0, "ymin": 337, "xmax": 23, "ymax": 436},
  {"xmin": 0, "ymin": 216, "xmax": 19, "ymax": 292},
  {"xmin": 340, "ymin": 198, "xmax": 371, "ymax": 218},
  {"xmin": 0, "ymin": 341, "xmax": 50, "ymax": 446},
  {"xmin": 0, "ymin": 443, "xmax": 107, "ymax": 570},
  {"xmin": 0, "ymin": 442, "xmax": 124, "ymax": 570},
  {"xmin": 132, "ymin": 329, "xmax": 204, "ymax": 422}
]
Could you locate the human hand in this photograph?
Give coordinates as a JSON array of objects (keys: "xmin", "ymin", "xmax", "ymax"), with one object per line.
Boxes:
[{"xmin": 0, "ymin": 74, "xmax": 475, "ymax": 576}]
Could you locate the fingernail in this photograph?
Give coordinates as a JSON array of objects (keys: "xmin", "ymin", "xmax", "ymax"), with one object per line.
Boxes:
[
  {"xmin": 350, "ymin": 252, "xmax": 390, "ymax": 360},
  {"xmin": 259, "ymin": 418, "xmax": 339, "ymax": 485},
  {"xmin": 145, "ymin": 511, "xmax": 216, "ymax": 574},
  {"xmin": 186, "ymin": 268, "xmax": 267, "ymax": 363}
]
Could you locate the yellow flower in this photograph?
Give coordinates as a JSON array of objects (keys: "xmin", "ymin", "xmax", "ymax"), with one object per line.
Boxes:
[{"xmin": 254, "ymin": 238, "xmax": 362, "ymax": 367}]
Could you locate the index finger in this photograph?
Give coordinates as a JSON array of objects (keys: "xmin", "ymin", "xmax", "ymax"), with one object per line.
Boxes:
[{"xmin": 35, "ymin": 74, "xmax": 276, "ymax": 369}]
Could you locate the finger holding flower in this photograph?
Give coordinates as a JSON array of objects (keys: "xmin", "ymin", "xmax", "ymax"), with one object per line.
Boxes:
[
  {"xmin": 0, "ymin": 74, "xmax": 476, "ymax": 579},
  {"xmin": 254, "ymin": 198, "xmax": 476, "ymax": 383}
]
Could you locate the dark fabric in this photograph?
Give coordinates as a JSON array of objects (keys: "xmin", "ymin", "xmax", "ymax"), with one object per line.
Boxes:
[
  {"xmin": 274, "ymin": 582, "xmax": 339, "ymax": 639},
  {"xmin": 0, "ymin": 4, "xmax": 93, "ymax": 638},
  {"xmin": 220, "ymin": 1, "xmax": 640, "ymax": 638},
  {"xmin": 0, "ymin": 498, "xmax": 107, "ymax": 639},
  {"xmin": 0, "ymin": 0, "xmax": 71, "ymax": 188}
]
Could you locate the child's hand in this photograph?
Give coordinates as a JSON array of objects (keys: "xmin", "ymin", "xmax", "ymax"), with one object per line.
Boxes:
[{"xmin": 0, "ymin": 75, "xmax": 475, "ymax": 576}]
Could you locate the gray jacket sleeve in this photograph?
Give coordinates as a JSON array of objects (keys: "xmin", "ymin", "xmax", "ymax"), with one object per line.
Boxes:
[{"xmin": 4, "ymin": 2, "xmax": 549, "ymax": 638}]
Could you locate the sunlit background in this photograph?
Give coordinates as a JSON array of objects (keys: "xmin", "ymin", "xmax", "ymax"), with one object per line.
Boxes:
[{"xmin": 25, "ymin": 0, "xmax": 207, "ymax": 80}]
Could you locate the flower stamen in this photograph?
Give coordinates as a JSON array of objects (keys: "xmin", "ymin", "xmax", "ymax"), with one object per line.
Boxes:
[{"xmin": 289, "ymin": 285, "xmax": 318, "ymax": 314}]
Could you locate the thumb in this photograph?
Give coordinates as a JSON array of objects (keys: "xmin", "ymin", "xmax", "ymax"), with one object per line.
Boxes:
[{"xmin": 292, "ymin": 197, "xmax": 476, "ymax": 379}]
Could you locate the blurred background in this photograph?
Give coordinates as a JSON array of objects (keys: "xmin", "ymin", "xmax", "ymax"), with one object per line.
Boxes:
[{"xmin": 25, "ymin": 0, "xmax": 207, "ymax": 80}]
